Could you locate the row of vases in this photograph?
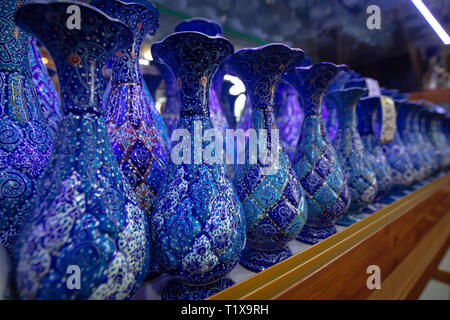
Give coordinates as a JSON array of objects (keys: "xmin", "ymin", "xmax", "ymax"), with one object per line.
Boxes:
[{"xmin": 0, "ymin": 0, "xmax": 449, "ymax": 301}]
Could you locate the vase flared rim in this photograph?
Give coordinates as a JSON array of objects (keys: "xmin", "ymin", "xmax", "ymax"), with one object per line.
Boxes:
[
  {"xmin": 151, "ymin": 31, "xmax": 234, "ymax": 64},
  {"xmin": 294, "ymin": 61, "xmax": 347, "ymax": 72},
  {"xmin": 175, "ymin": 17, "xmax": 222, "ymax": 36},
  {"xmin": 233, "ymin": 43, "xmax": 303, "ymax": 58},
  {"xmin": 15, "ymin": 0, "xmax": 133, "ymax": 49},
  {"xmin": 92, "ymin": 0, "xmax": 159, "ymax": 17}
]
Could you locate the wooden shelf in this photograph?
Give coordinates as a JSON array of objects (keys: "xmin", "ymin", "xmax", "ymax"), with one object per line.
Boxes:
[
  {"xmin": 209, "ymin": 173, "xmax": 450, "ymax": 300},
  {"xmin": 408, "ymin": 88, "xmax": 450, "ymax": 104}
]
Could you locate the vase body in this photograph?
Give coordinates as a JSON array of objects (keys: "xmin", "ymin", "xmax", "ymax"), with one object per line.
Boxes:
[
  {"xmin": 380, "ymin": 100, "xmax": 417, "ymax": 190},
  {"xmin": 357, "ymin": 97, "xmax": 394, "ymax": 211},
  {"xmin": 417, "ymin": 106, "xmax": 441, "ymax": 175},
  {"xmin": 327, "ymin": 88, "xmax": 378, "ymax": 226},
  {"xmin": 15, "ymin": 2, "xmax": 150, "ymax": 299},
  {"xmin": 29, "ymin": 37, "xmax": 62, "ymax": 137},
  {"xmin": 397, "ymin": 102, "xmax": 431, "ymax": 182},
  {"xmin": 229, "ymin": 44, "xmax": 307, "ymax": 272},
  {"xmin": 286, "ymin": 63, "xmax": 350, "ymax": 244},
  {"xmin": 150, "ymin": 32, "xmax": 245, "ymax": 300},
  {"xmin": 423, "ymin": 106, "xmax": 450, "ymax": 171},
  {"xmin": 0, "ymin": 0, "xmax": 53, "ymax": 256}
]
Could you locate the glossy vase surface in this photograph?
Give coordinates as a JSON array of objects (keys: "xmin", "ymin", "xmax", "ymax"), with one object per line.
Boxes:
[
  {"xmin": 357, "ymin": 96, "xmax": 393, "ymax": 212},
  {"xmin": 29, "ymin": 37, "xmax": 62, "ymax": 137},
  {"xmin": 229, "ymin": 44, "xmax": 307, "ymax": 272},
  {"xmin": 286, "ymin": 63, "xmax": 350, "ymax": 244},
  {"xmin": 150, "ymin": 32, "xmax": 246, "ymax": 300},
  {"xmin": 15, "ymin": 1, "xmax": 150, "ymax": 299},
  {"xmin": 326, "ymin": 88, "xmax": 378, "ymax": 226},
  {"xmin": 0, "ymin": 0, "xmax": 53, "ymax": 255}
]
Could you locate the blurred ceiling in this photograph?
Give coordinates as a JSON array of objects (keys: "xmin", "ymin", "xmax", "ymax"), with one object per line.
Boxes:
[{"xmin": 145, "ymin": 0, "xmax": 450, "ymax": 67}]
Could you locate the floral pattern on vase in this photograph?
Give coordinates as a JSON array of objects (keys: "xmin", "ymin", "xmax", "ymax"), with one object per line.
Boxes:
[
  {"xmin": 229, "ymin": 44, "xmax": 307, "ymax": 272},
  {"xmin": 150, "ymin": 32, "xmax": 246, "ymax": 300},
  {"xmin": 286, "ymin": 63, "xmax": 350, "ymax": 244},
  {"xmin": 29, "ymin": 37, "xmax": 62, "ymax": 137},
  {"xmin": 0, "ymin": 0, "xmax": 53, "ymax": 256},
  {"xmin": 15, "ymin": 1, "xmax": 150, "ymax": 299},
  {"xmin": 326, "ymin": 88, "xmax": 378, "ymax": 226},
  {"xmin": 357, "ymin": 96, "xmax": 394, "ymax": 212},
  {"xmin": 91, "ymin": 0, "xmax": 169, "ymax": 215}
]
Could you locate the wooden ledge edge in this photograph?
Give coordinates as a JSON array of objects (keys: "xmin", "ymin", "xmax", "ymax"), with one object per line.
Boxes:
[{"xmin": 208, "ymin": 173, "xmax": 450, "ymax": 300}]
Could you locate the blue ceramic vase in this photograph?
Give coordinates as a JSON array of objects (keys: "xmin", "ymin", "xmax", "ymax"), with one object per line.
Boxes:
[
  {"xmin": 417, "ymin": 104, "xmax": 441, "ymax": 176},
  {"xmin": 379, "ymin": 99, "xmax": 417, "ymax": 194},
  {"xmin": 15, "ymin": 1, "xmax": 150, "ymax": 299},
  {"xmin": 286, "ymin": 63, "xmax": 350, "ymax": 244},
  {"xmin": 29, "ymin": 37, "xmax": 62, "ymax": 137},
  {"xmin": 0, "ymin": 0, "xmax": 53, "ymax": 256},
  {"xmin": 326, "ymin": 88, "xmax": 378, "ymax": 226},
  {"xmin": 275, "ymin": 80, "xmax": 304, "ymax": 161},
  {"xmin": 91, "ymin": 0, "xmax": 169, "ymax": 215},
  {"xmin": 396, "ymin": 101, "xmax": 430, "ymax": 182},
  {"xmin": 150, "ymin": 32, "xmax": 246, "ymax": 300},
  {"xmin": 423, "ymin": 104, "xmax": 450, "ymax": 171},
  {"xmin": 357, "ymin": 96, "xmax": 394, "ymax": 212},
  {"xmin": 229, "ymin": 44, "xmax": 307, "ymax": 272}
]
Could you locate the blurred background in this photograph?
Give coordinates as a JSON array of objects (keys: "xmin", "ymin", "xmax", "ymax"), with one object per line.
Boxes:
[{"xmin": 40, "ymin": 0, "xmax": 450, "ymax": 115}]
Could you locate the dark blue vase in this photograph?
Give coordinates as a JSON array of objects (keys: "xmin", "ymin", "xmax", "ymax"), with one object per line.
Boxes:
[
  {"xmin": 326, "ymin": 88, "xmax": 378, "ymax": 226},
  {"xmin": 275, "ymin": 80, "xmax": 304, "ymax": 161},
  {"xmin": 91, "ymin": 0, "xmax": 169, "ymax": 213},
  {"xmin": 396, "ymin": 101, "xmax": 430, "ymax": 182},
  {"xmin": 357, "ymin": 96, "xmax": 394, "ymax": 212},
  {"xmin": 286, "ymin": 63, "xmax": 350, "ymax": 244},
  {"xmin": 229, "ymin": 44, "xmax": 307, "ymax": 272},
  {"xmin": 150, "ymin": 32, "xmax": 246, "ymax": 300},
  {"xmin": 0, "ymin": 0, "xmax": 53, "ymax": 256},
  {"xmin": 15, "ymin": 1, "xmax": 151, "ymax": 299},
  {"xmin": 29, "ymin": 37, "xmax": 62, "ymax": 137},
  {"xmin": 422, "ymin": 103, "xmax": 450, "ymax": 171},
  {"xmin": 379, "ymin": 99, "xmax": 417, "ymax": 195}
]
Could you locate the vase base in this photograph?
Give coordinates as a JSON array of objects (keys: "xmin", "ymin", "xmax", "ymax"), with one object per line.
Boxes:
[
  {"xmin": 336, "ymin": 212, "xmax": 365, "ymax": 226},
  {"xmin": 296, "ymin": 224, "xmax": 337, "ymax": 245},
  {"xmin": 162, "ymin": 277, "xmax": 234, "ymax": 300},
  {"xmin": 239, "ymin": 245, "xmax": 292, "ymax": 273}
]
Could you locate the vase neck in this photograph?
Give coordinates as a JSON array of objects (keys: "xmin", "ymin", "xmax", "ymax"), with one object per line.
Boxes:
[
  {"xmin": 15, "ymin": 3, "xmax": 133, "ymax": 117},
  {"xmin": 0, "ymin": 0, "xmax": 32, "ymax": 76},
  {"xmin": 357, "ymin": 98, "xmax": 377, "ymax": 135},
  {"xmin": 286, "ymin": 64, "xmax": 343, "ymax": 117},
  {"xmin": 112, "ymin": 39, "xmax": 143, "ymax": 86},
  {"xmin": 152, "ymin": 33, "xmax": 234, "ymax": 118}
]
